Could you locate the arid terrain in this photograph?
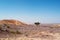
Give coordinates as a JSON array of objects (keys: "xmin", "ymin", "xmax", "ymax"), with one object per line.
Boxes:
[{"xmin": 0, "ymin": 19, "xmax": 60, "ymax": 40}]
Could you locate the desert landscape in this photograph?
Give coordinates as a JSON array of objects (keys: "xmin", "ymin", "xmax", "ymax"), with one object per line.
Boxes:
[
  {"xmin": 0, "ymin": 0, "xmax": 60, "ymax": 40},
  {"xmin": 0, "ymin": 19, "xmax": 60, "ymax": 40}
]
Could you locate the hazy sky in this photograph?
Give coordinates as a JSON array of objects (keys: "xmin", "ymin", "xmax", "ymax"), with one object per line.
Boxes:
[{"xmin": 0, "ymin": 0, "xmax": 60, "ymax": 24}]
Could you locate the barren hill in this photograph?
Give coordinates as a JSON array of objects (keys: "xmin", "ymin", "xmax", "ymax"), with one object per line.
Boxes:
[{"xmin": 0, "ymin": 19, "xmax": 27, "ymax": 26}]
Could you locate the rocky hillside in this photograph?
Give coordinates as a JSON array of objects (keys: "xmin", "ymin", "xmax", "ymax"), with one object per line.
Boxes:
[
  {"xmin": 0, "ymin": 19, "xmax": 60, "ymax": 40},
  {"xmin": 0, "ymin": 19, "xmax": 28, "ymax": 37}
]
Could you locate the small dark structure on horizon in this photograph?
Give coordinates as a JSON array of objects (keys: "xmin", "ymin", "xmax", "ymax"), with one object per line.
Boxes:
[{"xmin": 34, "ymin": 22, "xmax": 40, "ymax": 26}]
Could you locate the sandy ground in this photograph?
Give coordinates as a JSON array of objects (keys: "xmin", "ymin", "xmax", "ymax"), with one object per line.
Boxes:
[
  {"xmin": 0, "ymin": 24, "xmax": 60, "ymax": 40},
  {"xmin": 0, "ymin": 33, "xmax": 60, "ymax": 40}
]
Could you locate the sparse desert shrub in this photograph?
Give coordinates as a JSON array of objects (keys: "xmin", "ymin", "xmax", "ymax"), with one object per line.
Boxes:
[
  {"xmin": 3, "ymin": 24, "xmax": 10, "ymax": 28},
  {"xmin": 11, "ymin": 31, "xmax": 16, "ymax": 34},
  {"xmin": 25, "ymin": 34, "xmax": 28, "ymax": 37},
  {"xmin": 50, "ymin": 27, "xmax": 53, "ymax": 29},
  {"xmin": 7, "ymin": 26, "xmax": 10, "ymax": 28},
  {"xmin": 16, "ymin": 30, "xmax": 22, "ymax": 34},
  {"xmin": 10, "ymin": 30, "xmax": 22, "ymax": 34},
  {"xmin": 5, "ymin": 29, "xmax": 9, "ymax": 33},
  {"xmin": 10, "ymin": 30, "xmax": 16, "ymax": 34},
  {"xmin": 3, "ymin": 24, "xmax": 7, "ymax": 26}
]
